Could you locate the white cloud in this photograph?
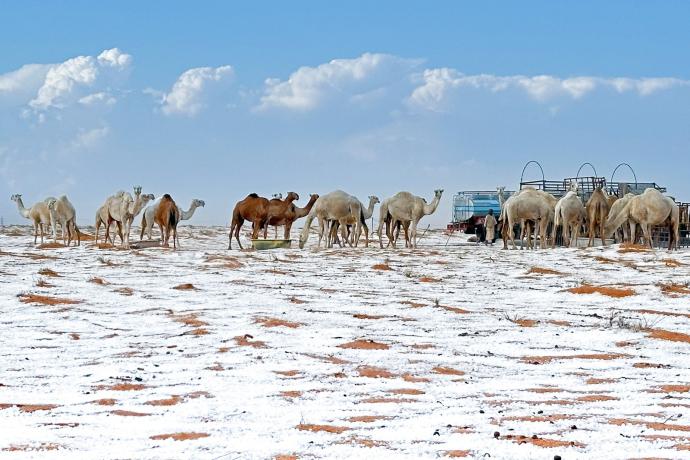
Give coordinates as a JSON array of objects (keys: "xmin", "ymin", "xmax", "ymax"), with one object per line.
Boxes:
[
  {"xmin": 161, "ymin": 65, "xmax": 234, "ymax": 116},
  {"xmin": 408, "ymin": 69, "xmax": 690, "ymax": 111},
  {"xmin": 78, "ymin": 92, "xmax": 117, "ymax": 106},
  {"xmin": 257, "ymin": 53, "xmax": 421, "ymax": 111},
  {"xmin": 28, "ymin": 48, "xmax": 131, "ymax": 111},
  {"xmin": 0, "ymin": 64, "xmax": 51, "ymax": 94},
  {"xmin": 70, "ymin": 126, "xmax": 110, "ymax": 150}
]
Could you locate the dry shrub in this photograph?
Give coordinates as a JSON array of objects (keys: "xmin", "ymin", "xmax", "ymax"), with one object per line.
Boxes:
[
  {"xmin": 2, "ymin": 443, "xmax": 62, "ymax": 452},
  {"xmin": 70, "ymin": 333, "xmax": 80, "ymax": 340},
  {"xmin": 618, "ymin": 243, "xmax": 651, "ymax": 253},
  {"xmin": 35, "ymin": 279, "xmax": 54, "ymax": 288},
  {"xmin": 289, "ymin": 296, "xmax": 306, "ymax": 304},
  {"xmin": 173, "ymin": 283, "xmax": 198, "ymax": 290},
  {"xmin": 234, "ymin": 334, "xmax": 266, "ymax": 348},
  {"xmin": 353, "ymin": 313, "xmax": 385, "ymax": 320},
  {"xmin": 527, "ymin": 266, "xmax": 564, "ymax": 275},
  {"xmin": 114, "ymin": 287, "xmax": 134, "ymax": 296},
  {"xmin": 659, "ymin": 283, "xmax": 690, "ymax": 296},
  {"xmin": 149, "ymin": 432, "xmax": 210, "ymax": 441},
  {"xmin": 372, "ymin": 263, "xmax": 392, "ymax": 271},
  {"xmin": 566, "ymin": 284, "xmax": 635, "ymax": 297},
  {"xmin": 338, "ymin": 339, "xmax": 389, "ymax": 350},
  {"xmin": 18, "ymin": 294, "xmax": 80, "ymax": 306},
  {"xmin": 38, "ymin": 268, "xmax": 60, "ymax": 277}
]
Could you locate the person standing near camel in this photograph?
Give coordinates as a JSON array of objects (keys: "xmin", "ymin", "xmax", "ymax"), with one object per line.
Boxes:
[{"xmin": 484, "ymin": 209, "xmax": 497, "ymax": 245}]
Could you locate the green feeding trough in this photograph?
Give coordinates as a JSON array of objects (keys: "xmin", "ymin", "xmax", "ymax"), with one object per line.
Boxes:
[{"xmin": 252, "ymin": 239, "xmax": 292, "ymax": 250}]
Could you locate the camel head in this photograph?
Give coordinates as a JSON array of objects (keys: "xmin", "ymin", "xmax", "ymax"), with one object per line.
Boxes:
[
  {"xmin": 434, "ymin": 189, "xmax": 444, "ymax": 198},
  {"xmin": 497, "ymin": 186, "xmax": 505, "ymax": 195},
  {"xmin": 133, "ymin": 185, "xmax": 142, "ymax": 196},
  {"xmin": 286, "ymin": 191, "xmax": 300, "ymax": 202},
  {"xmin": 568, "ymin": 181, "xmax": 579, "ymax": 193},
  {"xmin": 46, "ymin": 198, "xmax": 58, "ymax": 210},
  {"xmin": 192, "ymin": 199, "xmax": 205, "ymax": 208},
  {"xmin": 368, "ymin": 195, "xmax": 380, "ymax": 205},
  {"xmin": 10, "ymin": 194, "xmax": 21, "ymax": 202},
  {"xmin": 141, "ymin": 193, "xmax": 155, "ymax": 205}
]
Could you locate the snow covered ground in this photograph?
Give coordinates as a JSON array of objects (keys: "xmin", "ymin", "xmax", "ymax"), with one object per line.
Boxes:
[{"xmin": 1, "ymin": 225, "xmax": 689, "ymax": 459}]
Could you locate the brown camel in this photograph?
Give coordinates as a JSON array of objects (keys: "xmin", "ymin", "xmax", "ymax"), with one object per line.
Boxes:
[
  {"xmin": 155, "ymin": 194, "xmax": 180, "ymax": 249},
  {"xmin": 266, "ymin": 191, "xmax": 300, "ymax": 239},
  {"xmin": 272, "ymin": 193, "xmax": 319, "ymax": 239},
  {"xmin": 228, "ymin": 193, "xmax": 270, "ymax": 249},
  {"xmin": 585, "ymin": 187, "xmax": 610, "ymax": 247}
]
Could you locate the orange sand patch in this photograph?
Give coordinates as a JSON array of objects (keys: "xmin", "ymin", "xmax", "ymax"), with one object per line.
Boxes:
[
  {"xmin": 338, "ymin": 339, "xmax": 389, "ymax": 350},
  {"xmin": 338, "ymin": 436, "xmax": 389, "ymax": 448},
  {"xmin": 645, "ymin": 328, "xmax": 690, "ymax": 343},
  {"xmin": 274, "ymin": 456, "xmax": 298, "ymax": 460},
  {"xmin": 527, "ymin": 266, "xmax": 564, "ymax": 275},
  {"xmin": 388, "ymin": 388, "xmax": 425, "ymax": 395},
  {"xmin": 500, "ymin": 414, "xmax": 583, "ymax": 423},
  {"xmin": 280, "ymin": 391, "xmax": 302, "ymax": 398},
  {"xmin": 577, "ymin": 394, "xmax": 618, "ymax": 402},
  {"xmin": 347, "ymin": 415, "xmax": 391, "ymax": 423},
  {"xmin": 274, "ymin": 370, "xmax": 301, "ymax": 377},
  {"xmin": 633, "ymin": 362, "xmax": 671, "ymax": 369},
  {"xmin": 8, "ymin": 404, "xmax": 59, "ymax": 413},
  {"xmin": 402, "ymin": 373, "xmax": 431, "ymax": 383},
  {"xmin": 635, "ymin": 308, "xmax": 690, "ymax": 319},
  {"xmin": 401, "ymin": 300, "xmax": 426, "ymax": 308},
  {"xmin": 566, "ymin": 284, "xmax": 635, "ymax": 297},
  {"xmin": 35, "ymin": 279, "xmax": 54, "ymax": 288},
  {"xmin": 289, "ymin": 296, "xmax": 306, "ymax": 304},
  {"xmin": 171, "ymin": 313, "xmax": 208, "ymax": 328},
  {"xmin": 353, "ymin": 313, "xmax": 385, "ymax": 320},
  {"xmin": 187, "ymin": 328, "xmax": 209, "ymax": 336},
  {"xmin": 444, "ymin": 450, "xmax": 470, "ymax": 458},
  {"xmin": 659, "ymin": 283, "xmax": 690, "ymax": 296},
  {"xmin": 93, "ymin": 399, "xmax": 116, "ymax": 406},
  {"xmin": 659, "ymin": 385, "xmax": 690, "ymax": 393},
  {"xmin": 433, "ymin": 366, "xmax": 465, "ymax": 376},
  {"xmin": 146, "ymin": 395, "xmax": 182, "ymax": 406},
  {"xmin": 618, "ymin": 243, "xmax": 651, "ymax": 253},
  {"xmin": 512, "ymin": 436, "xmax": 585, "ymax": 448},
  {"xmin": 676, "ymin": 444, "xmax": 690, "ymax": 451},
  {"xmin": 548, "ymin": 320, "xmax": 571, "ymax": 326},
  {"xmin": 173, "ymin": 283, "xmax": 198, "ymax": 290},
  {"xmin": 513, "ymin": 319, "xmax": 538, "ymax": 327},
  {"xmin": 616, "ymin": 340, "xmax": 636, "ymax": 347},
  {"xmin": 2, "ymin": 443, "xmax": 62, "ymax": 452},
  {"xmin": 150, "ymin": 432, "xmax": 210, "ymax": 441},
  {"xmin": 609, "ymin": 418, "xmax": 690, "ymax": 432},
  {"xmin": 255, "ymin": 317, "xmax": 302, "ymax": 328},
  {"xmin": 218, "ymin": 347, "xmax": 230, "ymax": 353},
  {"xmin": 527, "ymin": 387, "xmax": 562, "ymax": 393},
  {"xmin": 96, "ymin": 383, "xmax": 147, "ymax": 391},
  {"xmin": 111, "ymin": 410, "xmax": 151, "ymax": 417},
  {"xmin": 70, "ymin": 333, "xmax": 80, "ymax": 340},
  {"xmin": 204, "ymin": 254, "xmax": 243, "ymax": 268},
  {"xmin": 586, "ymin": 378, "xmax": 617, "ymax": 385},
  {"xmin": 443, "ymin": 306, "xmax": 470, "ymax": 314},
  {"xmin": 303, "ymin": 353, "xmax": 350, "ymax": 365},
  {"xmin": 89, "ymin": 277, "xmax": 108, "ymax": 285},
  {"xmin": 360, "ymin": 397, "xmax": 418, "ymax": 404},
  {"xmin": 662, "ymin": 258, "xmax": 683, "ymax": 267},
  {"xmin": 114, "ymin": 287, "xmax": 134, "ymax": 296},
  {"xmin": 419, "ymin": 276, "xmax": 440, "ymax": 283},
  {"xmin": 234, "ymin": 335, "xmax": 267, "ymax": 348},
  {"xmin": 18, "ymin": 294, "xmax": 81, "ymax": 306},
  {"xmin": 357, "ymin": 366, "xmax": 396, "ymax": 378},
  {"xmin": 372, "ymin": 263, "xmax": 392, "ymax": 271},
  {"xmin": 522, "ymin": 353, "xmax": 627, "ymax": 364},
  {"xmin": 296, "ymin": 424, "xmax": 349, "ymax": 434}
]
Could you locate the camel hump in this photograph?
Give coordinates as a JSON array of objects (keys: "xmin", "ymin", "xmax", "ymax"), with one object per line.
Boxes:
[
  {"xmin": 248, "ymin": 193, "xmax": 259, "ymax": 198},
  {"xmin": 162, "ymin": 193, "xmax": 173, "ymax": 201}
]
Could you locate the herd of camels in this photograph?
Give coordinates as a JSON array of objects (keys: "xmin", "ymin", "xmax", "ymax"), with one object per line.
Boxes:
[{"xmin": 8, "ymin": 181, "xmax": 681, "ymax": 251}]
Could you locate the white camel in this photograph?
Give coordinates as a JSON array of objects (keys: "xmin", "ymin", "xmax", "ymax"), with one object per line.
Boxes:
[
  {"xmin": 140, "ymin": 198, "xmax": 205, "ymax": 241},
  {"xmin": 552, "ymin": 182, "xmax": 585, "ymax": 248},
  {"xmin": 606, "ymin": 193, "xmax": 636, "ymax": 243},
  {"xmin": 500, "ymin": 187, "xmax": 554, "ymax": 250},
  {"xmin": 46, "ymin": 195, "xmax": 80, "ymax": 246},
  {"xmin": 10, "ymin": 194, "xmax": 54, "ymax": 244},
  {"xmin": 331, "ymin": 195, "xmax": 380, "ymax": 247},
  {"xmin": 378, "ymin": 189, "xmax": 443, "ymax": 249},
  {"xmin": 298, "ymin": 190, "xmax": 362, "ymax": 249},
  {"xmin": 605, "ymin": 188, "xmax": 679, "ymax": 250},
  {"xmin": 99, "ymin": 187, "xmax": 154, "ymax": 248}
]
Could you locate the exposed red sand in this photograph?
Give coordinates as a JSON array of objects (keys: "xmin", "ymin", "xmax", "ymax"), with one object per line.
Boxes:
[
  {"xmin": 150, "ymin": 432, "xmax": 210, "ymax": 441},
  {"xmin": 586, "ymin": 378, "xmax": 617, "ymax": 384},
  {"xmin": 511, "ymin": 435, "xmax": 585, "ymax": 448},
  {"xmin": 389, "ymin": 388, "xmax": 425, "ymax": 395},
  {"xmin": 38, "ymin": 268, "xmax": 60, "ymax": 277},
  {"xmin": 274, "ymin": 455, "xmax": 298, "ymax": 460},
  {"xmin": 513, "ymin": 318, "xmax": 538, "ymax": 327},
  {"xmin": 70, "ymin": 333, "xmax": 80, "ymax": 340},
  {"xmin": 618, "ymin": 243, "xmax": 651, "ymax": 253},
  {"xmin": 527, "ymin": 266, "xmax": 564, "ymax": 275},
  {"xmin": 254, "ymin": 317, "xmax": 302, "ymax": 328},
  {"xmin": 296, "ymin": 424, "xmax": 349, "ymax": 434},
  {"xmin": 527, "ymin": 387, "xmax": 562, "ymax": 393},
  {"xmin": 633, "ymin": 362, "xmax": 671, "ymax": 369},
  {"xmin": 410, "ymin": 343, "xmax": 435, "ymax": 349},
  {"xmin": 401, "ymin": 300, "xmax": 426, "ymax": 308},
  {"xmin": 662, "ymin": 258, "xmax": 683, "ymax": 267},
  {"xmin": 35, "ymin": 279, "xmax": 54, "ymax": 288},
  {"xmin": 145, "ymin": 395, "xmax": 182, "ymax": 406},
  {"xmin": 443, "ymin": 450, "xmax": 471, "ymax": 457},
  {"xmin": 402, "ymin": 373, "xmax": 431, "ymax": 383},
  {"xmin": 37, "ymin": 242, "xmax": 65, "ymax": 249},
  {"xmin": 273, "ymin": 370, "xmax": 301, "ymax": 377},
  {"xmin": 18, "ymin": 294, "xmax": 81, "ymax": 306},
  {"xmin": 88, "ymin": 277, "xmax": 108, "ymax": 285},
  {"xmin": 93, "ymin": 399, "xmax": 117, "ymax": 406},
  {"xmin": 566, "ymin": 284, "xmax": 635, "ymax": 297},
  {"xmin": 500, "ymin": 414, "xmax": 583, "ymax": 422},
  {"xmin": 360, "ymin": 397, "xmax": 418, "ymax": 404},
  {"xmin": 114, "ymin": 287, "xmax": 134, "ymax": 296},
  {"xmin": 372, "ymin": 263, "xmax": 392, "ymax": 270},
  {"xmin": 171, "ymin": 313, "xmax": 208, "ymax": 328},
  {"xmin": 357, "ymin": 366, "xmax": 396, "ymax": 378},
  {"xmin": 234, "ymin": 335, "xmax": 267, "ymax": 348},
  {"xmin": 289, "ymin": 296, "xmax": 307, "ymax": 304},
  {"xmin": 280, "ymin": 391, "xmax": 302, "ymax": 398},
  {"xmin": 347, "ymin": 415, "xmax": 391, "ymax": 423},
  {"xmin": 2, "ymin": 443, "xmax": 62, "ymax": 452},
  {"xmin": 442, "ymin": 306, "xmax": 470, "ymax": 314},
  {"xmin": 95, "ymin": 383, "xmax": 147, "ymax": 391},
  {"xmin": 111, "ymin": 410, "xmax": 151, "ymax": 417},
  {"xmin": 658, "ymin": 385, "xmax": 690, "ymax": 393},
  {"xmin": 609, "ymin": 418, "xmax": 690, "ymax": 432},
  {"xmin": 353, "ymin": 313, "xmax": 385, "ymax": 320},
  {"xmin": 432, "ymin": 366, "xmax": 465, "ymax": 376},
  {"xmin": 658, "ymin": 283, "xmax": 690, "ymax": 296},
  {"xmin": 338, "ymin": 339, "xmax": 389, "ymax": 350},
  {"xmin": 548, "ymin": 320, "xmax": 571, "ymax": 326},
  {"xmin": 636, "ymin": 308, "xmax": 690, "ymax": 319},
  {"xmin": 338, "ymin": 436, "xmax": 389, "ymax": 448},
  {"xmin": 419, "ymin": 276, "xmax": 440, "ymax": 283},
  {"xmin": 522, "ymin": 353, "xmax": 627, "ymax": 364},
  {"xmin": 577, "ymin": 394, "xmax": 619, "ymax": 402},
  {"xmin": 645, "ymin": 328, "xmax": 690, "ymax": 343},
  {"xmin": 172, "ymin": 283, "xmax": 198, "ymax": 290},
  {"xmin": 303, "ymin": 353, "xmax": 350, "ymax": 365}
]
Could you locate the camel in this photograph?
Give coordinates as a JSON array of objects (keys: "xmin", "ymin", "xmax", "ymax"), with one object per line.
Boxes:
[
  {"xmin": 10, "ymin": 194, "xmax": 53, "ymax": 244},
  {"xmin": 101, "ymin": 187, "xmax": 154, "ymax": 248},
  {"xmin": 265, "ymin": 192, "xmax": 300, "ymax": 238},
  {"xmin": 228, "ymin": 193, "xmax": 271, "ymax": 250},
  {"xmin": 377, "ymin": 200, "xmax": 410, "ymax": 248},
  {"xmin": 298, "ymin": 190, "xmax": 362, "ymax": 249},
  {"xmin": 585, "ymin": 187, "xmax": 610, "ymax": 247},
  {"xmin": 605, "ymin": 188, "xmax": 679, "ymax": 250},
  {"xmin": 46, "ymin": 196, "xmax": 80, "ymax": 246},
  {"xmin": 552, "ymin": 182, "xmax": 585, "ymax": 248},
  {"xmin": 379, "ymin": 189, "xmax": 443, "ymax": 249},
  {"xmin": 606, "ymin": 193, "xmax": 635, "ymax": 243},
  {"xmin": 331, "ymin": 195, "xmax": 380, "ymax": 247},
  {"xmin": 154, "ymin": 194, "xmax": 181, "ymax": 249},
  {"xmin": 267, "ymin": 193, "xmax": 319, "ymax": 240},
  {"xmin": 141, "ymin": 198, "xmax": 205, "ymax": 241},
  {"xmin": 95, "ymin": 202, "xmax": 123, "ymax": 245},
  {"xmin": 500, "ymin": 187, "xmax": 554, "ymax": 250}
]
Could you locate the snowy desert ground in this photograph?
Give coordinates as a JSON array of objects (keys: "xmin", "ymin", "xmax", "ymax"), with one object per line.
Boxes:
[{"xmin": 1, "ymin": 225, "xmax": 690, "ymax": 460}]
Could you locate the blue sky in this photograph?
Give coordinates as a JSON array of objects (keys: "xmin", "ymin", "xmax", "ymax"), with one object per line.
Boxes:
[{"xmin": 2, "ymin": 1, "xmax": 690, "ymax": 226}]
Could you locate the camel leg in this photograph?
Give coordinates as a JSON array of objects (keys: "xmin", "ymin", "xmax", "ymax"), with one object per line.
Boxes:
[
  {"xmin": 235, "ymin": 219, "xmax": 245, "ymax": 250},
  {"xmin": 105, "ymin": 218, "xmax": 113, "ymax": 245},
  {"xmin": 588, "ymin": 222, "xmax": 595, "ymax": 247},
  {"xmin": 409, "ymin": 220, "xmax": 418, "ymax": 248},
  {"xmin": 159, "ymin": 224, "xmax": 166, "ymax": 247},
  {"xmin": 377, "ymin": 219, "xmax": 385, "ymax": 249},
  {"xmin": 362, "ymin": 222, "xmax": 369, "ymax": 248},
  {"xmin": 316, "ymin": 218, "xmax": 324, "ymax": 248},
  {"xmin": 284, "ymin": 222, "xmax": 292, "ymax": 240},
  {"xmin": 599, "ymin": 219, "xmax": 607, "ymax": 247},
  {"xmin": 33, "ymin": 222, "xmax": 38, "ymax": 244},
  {"xmin": 228, "ymin": 222, "xmax": 235, "ymax": 250},
  {"xmin": 387, "ymin": 220, "xmax": 396, "ymax": 249},
  {"xmin": 562, "ymin": 222, "xmax": 570, "ymax": 248}
]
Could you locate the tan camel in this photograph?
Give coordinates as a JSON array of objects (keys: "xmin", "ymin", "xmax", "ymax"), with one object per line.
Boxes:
[
  {"xmin": 10, "ymin": 194, "xmax": 53, "ymax": 244},
  {"xmin": 46, "ymin": 196, "xmax": 80, "ymax": 246},
  {"xmin": 605, "ymin": 188, "xmax": 679, "ymax": 250},
  {"xmin": 298, "ymin": 190, "xmax": 362, "ymax": 249},
  {"xmin": 228, "ymin": 193, "xmax": 271, "ymax": 250},
  {"xmin": 379, "ymin": 190, "xmax": 443, "ymax": 249},
  {"xmin": 500, "ymin": 187, "xmax": 553, "ymax": 250},
  {"xmin": 154, "ymin": 194, "xmax": 181, "ymax": 249},
  {"xmin": 606, "ymin": 193, "xmax": 635, "ymax": 243},
  {"xmin": 101, "ymin": 187, "xmax": 154, "ymax": 248},
  {"xmin": 585, "ymin": 187, "xmax": 610, "ymax": 247},
  {"xmin": 552, "ymin": 183, "xmax": 585, "ymax": 248},
  {"xmin": 331, "ymin": 195, "xmax": 380, "ymax": 247}
]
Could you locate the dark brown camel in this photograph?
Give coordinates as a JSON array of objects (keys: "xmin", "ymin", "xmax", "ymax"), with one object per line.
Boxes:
[
  {"xmin": 155, "ymin": 194, "xmax": 180, "ymax": 249},
  {"xmin": 268, "ymin": 193, "xmax": 319, "ymax": 239},
  {"xmin": 266, "ymin": 192, "xmax": 300, "ymax": 238},
  {"xmin": 228, "ymin": 193, "xmax": 270, "ymax": 249}
]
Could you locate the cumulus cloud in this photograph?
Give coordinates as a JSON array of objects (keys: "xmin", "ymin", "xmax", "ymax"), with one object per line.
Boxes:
[
  {"xmin": 408, "ymin": 68, "xmax": 690, "ymax": 111},
  {"xmin": 78, "ymin": 92, "xmax": 117, "ymax": 106},
  {"xmin": 161, "ymin": 65, "xmax": 234, "ymax": 116},
  {"xmin": 27, "ymin": 48, "xmax": 131, "ymax": 111},
  {"xmin": 257, "ymin": 53, "xmax": 421, "ymax": 111}
]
